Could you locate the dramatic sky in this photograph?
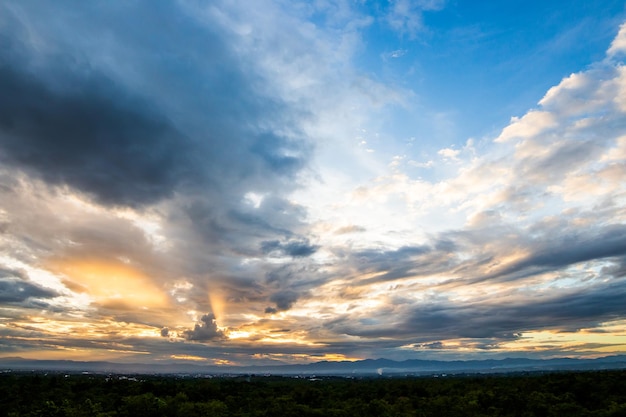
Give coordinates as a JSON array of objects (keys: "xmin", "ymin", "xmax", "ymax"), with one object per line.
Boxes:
[{"xmin": 1, "ymin": 0, "xmax": 626, "ymax": 366}]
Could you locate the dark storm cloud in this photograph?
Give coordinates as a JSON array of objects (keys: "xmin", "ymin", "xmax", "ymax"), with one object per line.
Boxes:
[
  {"xmin": 0, "ymin": 64, "xmax": 192, "ymax": 207},
  {"xmin": 0, "ymin": 268, "xmax": 58, "ymax": 303},
  {"xmin": 421, "ymin": 282, "xmax": 626, "ymax": 338},
  {"xmin": 601, "ymin": 257, "xmax": 626, "ymax": 278},
  {"xmin": 183, "ymin": 314, "xmax": 225, "ymax": 342},
  {"xmin": 332, "ymin": 280, "xmax": 626, "ymax": 342},
  {"xmin": 517, "ymin": 224, "xmax": 626, "ymax": 268},
  {"xmin": 474, "ymin": 223, "xmax": 626, "ymax": 283},
  {"xmin": 0, "ymin": 0, "xmax": 317, "ymax": 318},
  {"xmin": 341, "ymin": 222, "xmax": 626, "ymax": 289},
  {"xmin": 0, "ymin": 1, "xmax": 311, "ymax": 209}
]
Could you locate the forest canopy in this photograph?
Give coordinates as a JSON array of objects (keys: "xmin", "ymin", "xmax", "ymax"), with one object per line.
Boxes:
[{"xmin": 1, "ymin": 370, "xmax": 625, "ymax": 417}]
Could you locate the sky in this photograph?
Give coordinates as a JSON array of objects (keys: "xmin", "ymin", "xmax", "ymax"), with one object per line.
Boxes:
[{"xmin": 1, "ymin": 0, "xmax": 626, "ymax": 366}]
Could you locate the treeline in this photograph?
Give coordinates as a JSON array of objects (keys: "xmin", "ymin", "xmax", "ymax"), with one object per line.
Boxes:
[{"xmin": 1, "ymin": 370, "xmax": 625, "ymax": 416}]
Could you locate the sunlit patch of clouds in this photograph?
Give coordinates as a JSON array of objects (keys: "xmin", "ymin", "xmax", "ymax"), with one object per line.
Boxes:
[
  {"xmin": 607, "ymin": 22, "xmax": 626, "ymax": 57},
  {"xmin": 243, "ymin": 192, "xmax": 265, "ymax": 209},
  {"xmin": 437, "ymin": 147, "xmax": 460, "ymax": 161},
  {"xmin": 169, "ymin": 354, "xmax": 209, "ymax": 362},
  {"xmin": 496, "ymin": 111, "xmax": 558, "ymax": 143}
]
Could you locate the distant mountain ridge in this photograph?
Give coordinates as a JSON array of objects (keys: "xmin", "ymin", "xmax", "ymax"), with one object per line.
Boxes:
[{"xmin": 1, "ymin": 355, "xmax": 625, "ymax": 376}]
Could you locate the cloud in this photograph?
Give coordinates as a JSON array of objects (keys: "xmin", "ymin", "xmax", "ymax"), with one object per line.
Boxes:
[
  {"xmin": 0, "ymin": 268, "xmax": 58, "ymax": 303},
  {"xmin": 323, "ymin": 277, "xmax": 626, "ymax": 344},
  {"xmin": 415, "ymin": 341, "xmax": 445, "ymax": 350},
  {"xmin": 0, "ymin": 63, "xmax": 192, "ymax": 207},
  {"xmin": 607, "ymin": 22, "xmax": 626, "ymax": 57},
  {"xmin": 382, "ymin": 49, "xmax": 408, "ymax": 60},
  {"xmin": 481, "ymin": 224, "xmax": 626, "ymax": 283},
  {"xmin": 269, "ymin": 290, "xmax": 300, "ymax": 312},
  {"xmin": 384, "ymin": 0, "xmax": 444, "ymax": 39},
  {"xmin": 0, "ymin": 0, "xmax": 625, "ymax": 365},
  {"xmin": 0, "ymin": 0, "xmax": 311, "ymax": 209},
  {"xmin": 495, "ymin": 111, "xmax": 557, "ymax": 143},
  {"xmin": 182, "ymin": 314, "xmax": 225, "ymax": 342},
  {"xmin": 402, "ymin": 281, "xmax": 626, "ymax": 340},
  {"xmin": 303, "ymin": 23, "xmax": 626, "ymax": 355},
  {"xmin": 0, "ymin": 0, "xmax": 329, "ymax": 333},
  {"xmin": 261, "ymin": 238, "xmax": 319, "ymax": 258},
  {"xmin": 437, "ymin": 147, "xmax": 460, "ymax": 161},
  {"xmin": 334, "ymin": 225, "xmax": 367, "ymax": 235}
]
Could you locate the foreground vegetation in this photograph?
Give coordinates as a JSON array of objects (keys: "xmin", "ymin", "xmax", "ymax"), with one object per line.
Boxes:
[{"xmin": 1, "ymin": 369, "xmax": 625, "ymax": 416}]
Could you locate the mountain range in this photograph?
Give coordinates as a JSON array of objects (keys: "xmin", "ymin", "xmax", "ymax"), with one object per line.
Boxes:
[{"xmin": 1, "ymin": 355, "xmax": 626, "ymax": 376}]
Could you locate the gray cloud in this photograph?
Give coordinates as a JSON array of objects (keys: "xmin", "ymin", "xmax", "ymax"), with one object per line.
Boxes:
[
  {"xmin": 330, "ymin": 280, "xmax": 626, "ymax": 343},
  {"xmin": 183, "ymin": 314, "xmax": 225, "ymax": 342},
  {"xmin": 0, "ymin": 64, "xmax": 192, "ymax": 207},
  {"xmin": 344, "ymin": 244, "xmax": 459, "ymax": 285},
  {"xmin": 336, "ymin": 222, "xmax": 626, "ymax": 290},
  {"xmin": 471, "ymin": 223, "xmax": 626, "ymax": 284},
  {"xmin": 0, "ymin": 0, "xmax": 318, "ymax": 330},
  {"xmin": 516, "ymin": 224, "xmax": 626, "ymax": 268},
  {"xmin": 414, "ymin": 341, "xmax": 445, "ymax": 350},
  {"xmin": 0, "ymin": 1, "xmax": 311, "ymax": 209},
  {"xmin": 261, "ymin": 263, "xmax": 328, "ymax": 313},
  {"xmin": 261, "ymin": 238, "xmax": 319, "ymax": 258},
  {"xmin": 0, "ymin": 268, "xmax": 58, "ymax": 303},
  {"xmin": 269, "ymin": 290, "xmax": 300, "ymax": 311}
]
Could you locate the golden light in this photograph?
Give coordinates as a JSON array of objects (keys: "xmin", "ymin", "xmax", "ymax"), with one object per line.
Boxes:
[
  {"xmin": 499, "ymin": 326, "xmax": 626, "ymax": 356},
  {"xmin": 10, "ymin": 316, "xmax": 163, "ymax": 340},
  {"xmin": 228, "ymin": 330, "xmax": 253, "ymax": 340},
  {"xmin": 213, "ymin": 359, "xmax": 235, "ymax": 366},
  {"xmin": 318, "ymin": 353, "xmax": 362, "ymax": 362},
  {"xmin": 47, "ymin": 258, "xmax": 169, "ymax": 309},
  {"xmin": 208, "ymin": 289, "xmax": 225, "ymax": 321},
  {"xmin": 170, "ymin": 354, "xmax": 208, "ymax": 361}
]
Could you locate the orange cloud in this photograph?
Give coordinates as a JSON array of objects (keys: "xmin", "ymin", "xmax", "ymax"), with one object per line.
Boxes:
[{"xmin": 48, "ymin": 258, "xmax": 169, "ymax": 309}]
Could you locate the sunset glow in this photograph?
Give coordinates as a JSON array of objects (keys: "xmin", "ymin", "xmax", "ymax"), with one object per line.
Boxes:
[{"xmin": 1, "ymin": 0, "xmax": 626, "ymax": 366}]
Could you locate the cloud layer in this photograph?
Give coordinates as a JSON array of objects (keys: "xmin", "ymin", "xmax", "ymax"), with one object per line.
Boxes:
[{"xmin": 0, "ymin": 0, "xmax": 625, "ymax": 364}]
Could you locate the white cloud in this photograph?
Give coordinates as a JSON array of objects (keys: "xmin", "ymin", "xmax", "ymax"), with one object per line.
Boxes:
[
  {"xmin": 437, "ymin": 147, "xmax": 460, "ymax": 161},
  {"xmin": 607, "ymin": 22, "xmax": 626, "ymax": 57},
  {"xmin": 385, "ymin": 0, "xmax": 445, "ymax": 38},
  {"xmin": 302, "ymin": 19, "xmax": 626, "ymax": 262},
  {"xmin": 495, "ymin": 111, "xmax": 557, "ymax": 143}
]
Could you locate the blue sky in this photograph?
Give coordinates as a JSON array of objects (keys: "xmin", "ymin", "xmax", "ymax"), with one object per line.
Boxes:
[
  {"xmin": 356, "ymin": 0, "xmax": 625, "ymax": 148},
  {"xmin": 1, "ymin": 0, "xmax": 626, "ymax": 366}
]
